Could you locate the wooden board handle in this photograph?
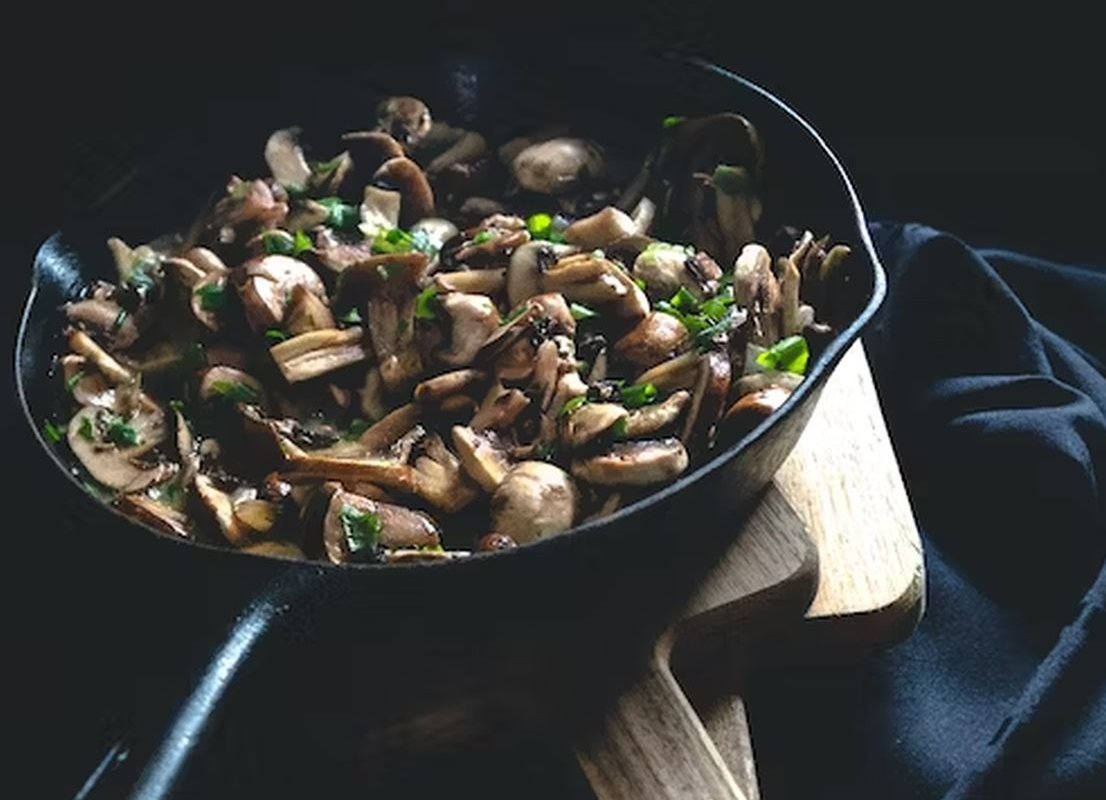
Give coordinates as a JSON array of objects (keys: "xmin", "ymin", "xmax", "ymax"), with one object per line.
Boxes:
[{"xmin": 573, "ymin": 634, "xmax": 752, "ymax": 800}]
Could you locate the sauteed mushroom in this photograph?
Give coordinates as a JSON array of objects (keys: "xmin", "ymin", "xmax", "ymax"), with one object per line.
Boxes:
[{"xmin": 46, "ymin": 97, "xmax": 843, "ymax": 565}]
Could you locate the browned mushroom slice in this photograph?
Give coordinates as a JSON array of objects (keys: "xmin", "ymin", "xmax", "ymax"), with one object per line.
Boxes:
[
  {"xmin": 476, "ymin": 532, "xmax": 518, "ymax": 552},
  {"xmin": 571, "ymin": 439, "xmax": 689, "ymax": 486},
  {"xmin": 732, "ymin": 371, "xmax": 803, "ymax": 399},
  {"xmin": 437, "ymin": 292, "xmax": 500, "ymax": 367},
  {"xmin": 68, "ymin": 329, "xmax": 134, "ymax": 385},
  {"xmin": 313, "ymin": 230, "xmax": 377, "ymax": 274},
  {"xmin": 733, "ymin": 243, "xmax": 781, "ymax": 346},
  {"xmin": 512, "ymin": 138, "xmax": 603, "ymax": 195},
  {"xmin": 451, "ymin": 425, "xmax": 512, "ymax": 493},
  {"xmin": 506, "ymin": 241, "xmax": 575, "ymax": 307},
  {"xmin": 632, "ymin": 243, "xmax": 723, "ymax": 301},
  {"xmin": 411, "ymin": 434, "xmax": 480, "ymax": 513},
  {"xmin": 375, "ymin": 96, "xmax": 434, "ymax": 149},
  {"xmin": 65, "ymin": 290, "xmax": 141, "ymax": 349},
  {"xmin": 233, "ymin": 499, "xmax": 281, "ymax": 536},
  {"xmin": 174, "ymin": 407, "xmax": 199, "ymax": 489},
  {"xmin": 286, "ymin": 284, "xmax": 337, "ymax": 334},
  {"xmin": 241, "ymin": 540, "xmax": 306, "ymax": 560},
  {"xmin": 778, "ymin": 252, "xmax": 805, "ymax": 337},
  {"xmin": 270, "ymin": 327, "xmax": 367, "ymax": 384},
  {"xmin": 357, "ymin": 368, "xmax": 389, "ymax": 423},
  {"xmin": 265, "ymin": 128, "xmax": 312, "ymax": 190},
  {"xmin": 310, "ymin": 151, "xmax": 354, "ymax": 195},
  {"xmin": 721, "ymin": 385, "xmax": 793, "ymax": 439},
  {"xmin": 357, "ymin": 185, "xmax": 403, "ymax": 241},
  {"xmin": 194, "ymin": 475, "xmax": 255, "ymax": 546},
  {"xmin": 163, "ymin": 256, "xmax": 207, "ymax": 289},
  {"xmin": 285, "ymin": 199, "xmax": 331, "ymax": 233},
  {"xmin": 59, "ymin": 354, "xmax": 115, "ymax": 408},
  {"xmin": 633, "ymin": 351, "xmax": 701, "ymax": 392},
  {"xmin": 374, "ymin": 157, "xmax": 434, "ymax": 227},
  {"xmin": 239, "ymin": 255, "xmax": 328, "ymax": 332},
  {"xmin": 343, "ymin": 130, "xmax": 406, "ymax": 173},
  {"xmin": 183, "ymin": 247, "xmax": 228, "ymax": 275},
  {"xmin": 356, "ymin": 403, "xmax": 421, "ymax": 451},
  {"xmin": 281, "ymin": 452, "xmax": 418, "ymax": 495},
  {"xmin": 614, "ymin": 312, "xmax": 689, "ymax": 370},
  {"xmin": 490, "ymin": 461, "xmax": 579, "ymax": 544},
  {"xmin": 68, "ymin": 403, "xmax": 176, "ymax": 492},
  {"xmin": 433, "ymin": 268, "xmax": 507, "ymax": 295},
  {"xmin": 211, "ymin": 177, "xmax": 288, "ymax": 229},
  {"xmin": 623, "ymin": 390, "xmax": 691, "ymax": 438},
  {"xmin": 708, "ymin": 165, "xmax": 760, "ymax": 266},
  {"xmin": 681, "ymin": 350, "xmax": 732, "ymax": 445},
  {"xmin": 453, "ymin": 215, "xmax": 530, "ymax": 266},
  {"xmin": 336, "ymin": 252, "xmax": 430, "ymax": 392},
  {"xmin": 564, "ymin": 206, "xmax": 637, "ymax": 250},
  {"xmin": 470, "ymin": 382, "xmax": 530, "ymax": 432},
  {"xmin": 414, "ymin": 369, "xmax": 487, "ymax": 404},
  {"xmin": 116, "ymin": 493, "xmax": 190, "ymax": 538},
  {"xmin": 562, "ymin": 402, "xmax": 628, "ymax": 448},
  {"xmin": 543, "ymin": 252, "xmax": 648, "ymax": 320},
  {"xmin": 199, "ymin": 366, "xmax": 265, "ymax": 405}
]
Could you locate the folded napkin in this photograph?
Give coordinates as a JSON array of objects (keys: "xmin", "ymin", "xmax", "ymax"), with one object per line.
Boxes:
[{"xmin": 750, "ymin": 224, "xmax": 1106, "ymax": 799}]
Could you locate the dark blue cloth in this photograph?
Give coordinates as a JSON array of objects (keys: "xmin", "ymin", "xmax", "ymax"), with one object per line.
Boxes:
[{"xmin": 749, "ymin": 224, "xmax": 1106, "ymax": 798}]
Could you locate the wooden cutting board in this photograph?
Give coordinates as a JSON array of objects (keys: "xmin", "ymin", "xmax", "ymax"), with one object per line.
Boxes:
[{"xmin": 575, "ymin": 343, "xmax": 924, "ymax": 799}]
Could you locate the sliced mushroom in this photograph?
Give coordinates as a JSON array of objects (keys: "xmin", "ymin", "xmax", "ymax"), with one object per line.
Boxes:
[
  {"xmin": 239, "ymin": 255, "xmax": 328, "ymax": 332},
  {"xmin": 506, "ymin": 241, "xmax": 574, "ymax": 308},
  {"xmin": 68, "ymin": 329, "xmax": 134, "ymax": 385},
  {"xmin": 731, "ymin": 371, "xmax": 803, "ymax": 399},
  {"xmin": 437, "ymin": 292, "xmax": 500, "ymax": 367},
  {"xmin": 68, "ymin": 403, "xmax": 175, "ymax": 492},
  {"xmin": 343, "ymin": 130, "xmax": 407, "ymax": 176},
  {"xmin": 59, "ymin": 354, "xmax": 115, "ymax": 408},
  {"xmin": 571, "ymin": 439, "xmax": 689, "ymax": 486},
  {"xmin": 194, "ymin": 475, "xmax": 254, "ymax": 546},
  {"xmin": 184, "ymin": 247, "xmax": 228, "ymax": 275},
  {"xmin": 190, "ymin": 272, "xmax": 227, "ymax": 332},
  {"xmin": 490, "ymin": 461, "xmax": 579, "ymax": 544},
  {"xmin": 265, "ymin": 128, "xmax": 312, "ymax": 190},
  {"xmin": 374, "ymin": 157, "xmax": 435, "ymax": 227},
  {"xmin": 453, "ymin": 215, "xmax": 531, "ymax": 266},
  {"xmin": 433, "ymin": 268, "xmax": 507, "ymax": 295},
  {"xmin": 721, "ymin": 385, "xmax": 793, "ymax": 439},
  {"xmin": 562, "ymin": 402, "xmax": 627, "ymax": 448},
  {"xmin": 633, "ymin": 351, "xmax": 701, "ymax": 392},
  {"xmin": 375, "ymin": 96, "xmax": 434, "ymax": 149},
  {"xmin": 564, "ymin": 206, "xmax": 637, "ymax": 250},
  {"xmin": 163, "ymin": 256, "xmax": 207, "ymax": 289},
  {"xmin": 470, "ymin": 382, "xmax": 530, "ymax": 432},
  {"xmin": 512, "ymin": 138, "xmax": 603, "ymax": 195},
  {"xmin": 286, "ymin": 284, "xmax": 337, "ymax": 334},
  {"xmin": 681, "ymin": 350, "xmax": 732, "ymax": 446},
  {"xmin": 733, "ymin": 243, "xmax": 781, "ymax": 346},
  {"xmin": 358, "ymin": 184, "xmax": 403, "ymax": 240},
  {"xmin": 613, "ymin": 312, "xmax": 689, "ymax": 370},
  {"xmin": 241, "ymin": 540, "xmax": 306, "ymax": 560},
  {"xmin": 116, "ymin": 493, "xmax": 190, "ymax": 538},
  {"xmin": 414, "ymin": 369, "xmax": 487, "ymax": 404},
  {"xmin": 411, "ymin": 434, "xmax": 480, "ymax": 512},
  {"xmin": 476, "ymin": 532, "xmax": 518, "ymax": 552},
  {"xmin": 270, "ymin": 327, "xmax": 367, "ymax": 384},
  {"xmin": 632, "ymin": 243, "xmax": 721, "ymax": 301},
  {"xmin": 623, "ymin": 390, "xmax": 690, "ymax": 438},
  {"xmin": 286, "ymin": 199, "xmax": 332, "ymax": 233},
  {"xmin": 451, "ymin": 425, "xmax": 512, "ymax": 492},
  {"xmin": 199, "ymin": 366, "xmax": 266, "ymax": 405},
  {"xmin": 65, "ymin": 291, "xmax": 141, "ymax": 350},
  {"xmin": 321, "ymin": 487, "xmax": 442, "ymax": 564},
  {"xmin": 233, "ymin": 499, "xmax": 280, "ymax": 536}
]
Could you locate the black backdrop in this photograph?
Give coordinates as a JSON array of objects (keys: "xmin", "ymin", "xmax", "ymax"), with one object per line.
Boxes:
[{"xmin": 3, "ymin": 7, "xmax": 1103, "ymax": 798}]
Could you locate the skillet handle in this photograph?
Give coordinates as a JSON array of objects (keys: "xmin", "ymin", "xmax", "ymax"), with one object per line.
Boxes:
[{"xmin": 573, "ymin": 632, "xmax": 754, "ymax": 800}]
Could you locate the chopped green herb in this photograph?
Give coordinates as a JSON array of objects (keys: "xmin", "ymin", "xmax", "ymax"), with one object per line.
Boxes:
[
  {"xmin": 526, "ymin": 212, "xmax": 554, "ymax": 240},
  {"xmin": 78, "ymin": 416, "xmax": 94, "ymax": 442},
  {"xmin": 105, "ymin": 418, "xmax": 139, "ymax": 447},
  {"xmin": 126, "ymin": 257, "xmax": 159, "ymax": 295},
  {"xmin": 265, "ymin": 328, "xmax": 290, "ymax": 344},
  {"xmin": 161, "ymin": 482, "xmax": 185, "ymax": 509},
  {"xmin": 194, "ymin": 283, "xmax": 225, "ymax": 312},
  {"xmin": 569, "ymin": 302, "xmax": 599, "ymax": 321},
  {"xmin": 317, "ymin": 197, "xmax": 359, "ymax": 230},
  {"xmin": 756, "ymin": 335, "xmax": 810, "ymax": 375},
  {"xmin": 662, "ymin": 115, "xmax": 686, "ymax": 129},
  {"xmin": 633, "ymin": 277, "xmax": 647, "ymax": 291},
  {"xmin": 293, "ymin": 229, "xmax": 313, "ymax": 255},
  {"xmin": 310, "ymin": 155, "xmax": 344, "ymax": 177},
  {"xmin": 611, "ymin": 417, "xmax": 630, "ymax": 440},
  {"xmin": 42, "ymin": 420, "xmax": 63, "ymax": 444},
  {"xmin": 591, "ymin": 249, "xmax": 606, "ymax": 260},
  {"xmin": 284, "ymin": 183, "xmax": 306, "ymax": 198},
  {"xmin": 621, "ymin": 383, "xmax": 658, "ymax": 409},
  {"xmin": 372, "ymin": 227, "xmax": 415, "ymax": 255},
  {"xmin": 209, "ymin": 380, "xmax": 261, "ymax": 404},
  {"xmin": 340, "ymin": 504, "xmax": 382, "ymax": 556},
  {"xmin": 169, "ymin": 399, "xmax": 185, "ymax": 413},
  {"xmin": 65, "ymin": 371, "xmax": 85, "ymax": 393},
  {"xmin": 344, "ymin": 418, "xmax": 371, "ymax": 441},
  {"xmin": 230, "ymin": 181, "xmax": 251, "ymax": 200},
  {"xmin": 415, "ymin": 286, "xmax": 439, "ymax": 320},
  {"xmin": 502, "ymin": 303, "xmax": 530, "ymax": 324},
  {"xmin": 670, "ymin": 286, "xmax": 699, "ymax": 313},
  {"xmin": 711, "ymin": 165, "xmax": 753, "ymax": 197},
  {"xmin": 262, "ymin": 230, "xmax": 295, "ymax": 255},
  {"xmin": 472, "ymin": 230, "xmax": 495, "ymax": 245},
  {"xmin": 561, "ymin": 395, "xmax": 589, "ymax": 417},
  {"xmin": 338, "ymin": 308, "xmax": 363, "ymax": 326},
  {"xmin": 112, "ymin": 308, "xmax": 128, "ymax": 332}
]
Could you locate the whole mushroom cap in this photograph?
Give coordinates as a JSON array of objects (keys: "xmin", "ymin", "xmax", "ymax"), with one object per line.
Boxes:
[{"xmin": 490, "ymin": 461, "xmax": 579, "ymax": 544}]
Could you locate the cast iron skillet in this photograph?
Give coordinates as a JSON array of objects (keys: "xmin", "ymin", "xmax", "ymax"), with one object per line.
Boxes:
[{"xmin": 18, "ymin": 52, "xmax": 885, "ymax": 797}]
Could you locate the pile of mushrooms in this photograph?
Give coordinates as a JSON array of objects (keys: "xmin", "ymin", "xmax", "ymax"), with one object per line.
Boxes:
[{"xmin": 46, "ymin": 95, "xmax": 850, "ymax": 564}]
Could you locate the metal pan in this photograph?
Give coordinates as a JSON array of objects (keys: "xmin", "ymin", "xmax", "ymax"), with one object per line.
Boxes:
[{"xmin": 17, "ymin": 52, "xmax": 884, "ymax": 798}]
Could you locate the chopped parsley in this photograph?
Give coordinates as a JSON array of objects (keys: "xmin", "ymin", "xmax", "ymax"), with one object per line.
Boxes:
[
  {"xmin": 755, "ymin": 335, "xmax": 810, "ymax": 376},
  {"xmin": 317, "ymin": 197, "xmax": 359, "ymax": 230},
  {"xmin": 77, "ymin": 416, "xmax": 94, "ymax": 442},
  {"xmin": 662, "ymin": 115, "xmax": 686, "ymax": 129},
  {"xmin": 209, "ymin": 380, "xmax": 261, "ymax": 404},
  {"xmin": 126, "ymin": 256, "xmax": 159, "ymax": 296},
  {"xmin": 711, "ymin": 165, "xmax": 754, "ymax": 197},
  {"xmin": 569, "ymin": 302, "xmax": 599, "ymax": 321},
  {"xmin": 261, "ymin": 230, "xmax": 295, "ymax": 255},
  {"xmin": 310, "ymin": 155, "xmax": 344, "ymax": 178},
  {"xmin": 338, "ymin": 307, "xmax": 363, "ymax": 326},
  {"xmin": 264, "ymin": 328, "xmax": 289, "ymax": 344},
  {"xmin": 339, "ymin": 504, "xmax": 382, "ymax": 557},
  {"xmin": 611, "ymin": 417, "xmax": 630, "ymax": 440},
  {"xmin": 65, "ymin": 370, "xmax": 85, "ymax": 393},
  {"xmin": 169, "ymin": 399, "xmax": 186, "ymax": 413},
  {"xmin": 112, "ymin": 308, "xmax": 128, "ymax": 332},
  {"xmin": 344, "ymin": 418, "xmax": 371, "ymax": 441},
  {"xmin": 621, "ymin": 383, "xmax": 658, "ymax": 409},
  {"xmin": 526, "ymin": 212, "xmax": 554, "ymax": 240},
  {"xmin": 656, "ymin": 284, "xmax": 739, "ymax": 349},
  {"xmin": 372, "ymin": 227, "xmax": 415, "ymax": 255},
  {"xmin": 194, "ymin": 283, "xmax": 226, "ymax": 312},
  {"xmin": 471, "ymin": 230, "xmax": 495, "ymax": 245},
  {"xmin": 415, "ymin": 286, "xmax": 439, "ymax": 320},
  {"xmin": 42, "ymin": 420, "xmax": 64, "ymax": 444},
  {"xmin": 560, "ymin": 395, "xmax": 589, "ymax": 417},
  {"xmin": 293, "ymin": 229, "xmax": 313, "ymax": 255},
  {"xmin": 105, "ymin": 417, "xmax": 139, "ymax": 447}
]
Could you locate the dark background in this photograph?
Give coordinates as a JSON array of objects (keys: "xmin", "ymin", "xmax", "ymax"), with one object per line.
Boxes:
[{"xmin": 4, "ymin": 8, "xmax": 1102, "ymax": 798}]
